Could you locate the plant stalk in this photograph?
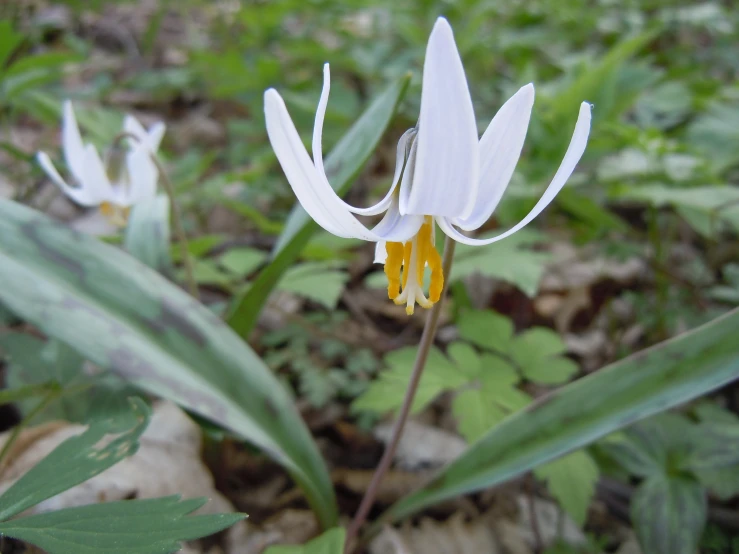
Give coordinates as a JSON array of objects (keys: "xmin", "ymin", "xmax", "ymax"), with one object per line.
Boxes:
[{"xmin": 345, "ymin": 237, "xmax": 456, "ymax": 553}]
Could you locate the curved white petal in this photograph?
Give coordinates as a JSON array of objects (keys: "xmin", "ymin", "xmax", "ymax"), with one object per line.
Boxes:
[
  {"xmin": 62, "ymin": 101, "xmax": 88, "ymax": 184},
  {"xmin": 145, "ymin": 122, "xmax": 166, "ymax": 152},
  {"xmin": 454, "ymin": 83, "xmax": 535, "ymax": 231},
  {"xmin": 264, "ymin": 88, "xmax": 420, "ymax": 243},
  {"xmin": 81, "ymin": 144, "xmax": 115, "ymax": 203},
  {"xmin": 310, "ymin": 65, "xmax": 408, "ymax": 217},
  {"xmin": 36, "ymin": 151, "xmax": 100, "ymax": 206},
  {"xmin": 123, "ymin": 116, "xmax": 165, "ymax": 152},
  {"xmin": 122, "ymin": 145, "xmax": 159, "ymax": 205},
  {"xmin": 123, "ymin": 115, "xmax": 148, "ymax": 143},
  {"xmin": 437, "ymin": 101, "xmax": 592, "ymax": 246},
  {"xmin": 405, "ymin": 17, "xmax": 479, "ymax": 219},
  {"xmin": 371, "ymin": 195, "xmax": 424, "ymax": 240},
  {"xmin": 398, "ymin": 136, "xmax": 418, "ymax": 215}
]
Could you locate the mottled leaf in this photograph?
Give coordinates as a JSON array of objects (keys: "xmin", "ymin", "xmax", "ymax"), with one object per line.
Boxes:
[{"xmin": 124, "ymin": 195, "xmax": 172, "ymax": 273}]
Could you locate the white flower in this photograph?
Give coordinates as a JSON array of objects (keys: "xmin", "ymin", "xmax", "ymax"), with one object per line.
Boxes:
[
  {"xmin": 265, "ymin": 17, "xmax": 592, "ymax": 314},
  {"xmin": 36, "ymin": 100, "xmax": 165, "ymax": 226}
]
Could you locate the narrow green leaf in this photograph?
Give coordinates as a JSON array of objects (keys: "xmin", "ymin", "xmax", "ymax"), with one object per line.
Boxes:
[
  {"xmin": 264, "ymin": 527, "xmax": 345, "ymax": 554},
  {"xmin": 534, "ymin": 450, "xmax": 599, "ymax": 526},
  {"xmin": 227, "ymin": 74, "xmax": 411, "ymax": 336},
  {"xmin": 631, "ymin": 475, "xmax": 706, "ymax": 554},
  {"xmin": 124, "ymin": 195, "xmax": 172, "ymax": 273},
  {"xmin": 0, "ymin": 397, "xmax": 150, "ymax": 520},
  {"xmin": 0, "ymin": 199, "xmax": 337, "ymax": 528},
  {"xmin": 0, "ymin": 496, "xmax": 245, "ymax": 554},
  {"xmin": 377, "ymin": 308, "xmax": 739, "ymax": 525}
]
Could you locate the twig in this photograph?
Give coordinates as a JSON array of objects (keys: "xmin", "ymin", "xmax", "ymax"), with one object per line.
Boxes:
[{"xmin": 344, "ymin": 237, "xmax": 456, "ymax": 553}]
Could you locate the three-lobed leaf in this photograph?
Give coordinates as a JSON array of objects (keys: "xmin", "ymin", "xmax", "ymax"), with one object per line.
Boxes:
[
  {"xmin": 533, "ymin": 450, "xmax": 599, "ymax": 526},
  {"xmin": 0, "ymin": 397, "xmax": 150, "ymax": 521},
  {"xmin": 0, "ymin": 496, "xmax": 245, "ymax": 554}
]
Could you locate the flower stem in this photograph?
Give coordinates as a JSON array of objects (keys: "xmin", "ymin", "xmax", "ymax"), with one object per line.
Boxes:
[
  {"xmin": 344, "ymin": 236, "xmax": 456, "ymax": 553},
  {"xmin": 146, "ymin": 152, "xmax": 200, "ymax": 301},
  {"xmin": 0, "ymin": 389, "xmax": 60, "ymax": 471},
  {"xmin": 113, "ymin": 131, "xmax": 199, "ymax": 300}
]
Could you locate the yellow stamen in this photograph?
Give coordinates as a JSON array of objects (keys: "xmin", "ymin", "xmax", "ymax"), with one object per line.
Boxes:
[
  {"xmin": 384, "ymin": 242, "xmax": 404, "ymax": 300},
  {"xmin": 100, "ymin": 202, "xmax": 130, "ymax": 227},
  {"xmin": 382, "ymin": 216, "xmax": 444, "ymax": 314}
]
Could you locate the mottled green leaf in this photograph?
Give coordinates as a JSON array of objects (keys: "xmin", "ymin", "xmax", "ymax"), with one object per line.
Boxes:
[
  {"xmin": 0, "ymin": 199, "xmax": 337, "ymax": 528},
  {"xmin": 0, "ymin": 496, "xmax": 245, "ymax": 554},
  {"xmin": 0, "ymin": 397, "xmax": 149, "ymax": 521},
  {"xmin": 227, "ymin": 74, "xmax": 411, "ymax": 336},
  {"xmin": 378, "ymin": 308, "xmax": 739, "ymax": 525},
  {"xmin": 534, "ymin": 450, "xmax": 599, "ymax": 526},
  {"xmin": 265, "ymin": 527, "xmax": 345, "ymax": 554},
  {"xmin": 631, "ymin": 475, "xmax": 706, "ymax": 554},
  {"xmin": 124, "ymin": 195, "xmax": 172, "ymax": 273}
]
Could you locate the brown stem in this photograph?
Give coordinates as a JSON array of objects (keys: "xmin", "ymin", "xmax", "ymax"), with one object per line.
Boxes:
[
  {"xmin": 344, "ymin": 237, "xmax": 456, "ymax": 553},
  {"xmin": 527, "ymin": 474, "xmax": 543, "ymax": 553}
]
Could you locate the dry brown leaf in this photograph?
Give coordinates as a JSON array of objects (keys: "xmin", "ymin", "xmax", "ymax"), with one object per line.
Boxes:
[{"xmin": 373, "ymin": 420, "xmax": 466, "ymax": 471}]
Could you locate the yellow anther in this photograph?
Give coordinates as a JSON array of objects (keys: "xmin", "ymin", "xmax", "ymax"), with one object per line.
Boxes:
[
  {"xmin": 384, "ymin": 242, "xmax": 404, "ymax": 300},
  {"xmin": 382, "ymin": 217, "xmax": 444, "ymax": 314},
  {"xmin": 100, "ymin": 202, "xmax": 130, "ymax": 227}
]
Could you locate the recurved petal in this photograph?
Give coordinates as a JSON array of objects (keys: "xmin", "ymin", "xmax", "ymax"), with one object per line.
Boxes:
[
  {"xmin": 37, "ymin": 152, "xmax": 100, "ymax": 207},
  {"xmin": 61, "ymin": 101, "xmax": 88, "ymax": 184},
  {"xmin": 404, "ymin": 17, "xmax": 479, "ymax": 219},
  {"xmin": 454, "ymin": 83, "xmax": 535, "ymax": 231},
  {"xmin": 81, "ymin": 144, "xmax": 116, "ymax": 203},
  {"xmin": 374, "ymin": 241, "xmax": 388, "ymax": 264},
  {"xmin": 437, "ymin": 101, "xmax": 593, "ymax": 246},
  {"xmin": 264, "ymin": 88, "xmax": 420, "ymax": 243}
]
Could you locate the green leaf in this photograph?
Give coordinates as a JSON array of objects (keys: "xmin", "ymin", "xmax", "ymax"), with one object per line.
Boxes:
[
  {"xmin": 376, "ymin": 308, "xmax": 739, "ymax": 526},
  {"xmin": 451, "ymin": 230, "xmax": 552, "ymax": 297},
  {"xmin": 0, "ymin": 199, "xmax": 337, "ymax": 528},
  {"xmin": 0, "ymin": 397, "xmax": 150, "ymax": 520},
  {"xmin": 124, "ymin": 195, "xmax": 172, "ymax": 273},
  {"xmin": 0, "ymin": 496, "xmax": 245, "ymax": 554},
  {"xmin": 631, "ymin": 475, "xmax": 706, "ymax": 554},
  {"xmin": 694, "ymin": 465, "xmax": 739, "ymax": 501},
  {"xmin": 534, "ymin": 450, "xmax": 599, "ymax": 526},
  {"xmin": 352, "ymin": 347, "xmax": 467, "ymax": 416},
  {"xmin": 219, "ymin": 247, "xmax": 266, "ymax": 277},
  {"xmin": 264, "ymin": 527, "xmax": 345, "ymax": 554},
  {"xmin": 453, "ymin": 389, "xmax": 507, "ymax": 443},
  {"xmin": 279, "ymin": 262, "xmax": 349, "ymax": 310},
  {"xmin": 227, "ymin": 74, "xmax": 411, "ymax": 336},
  {"xmin": 687, "ymin": 102, "xmax": 739, "ymax": 173},
  {"xmin": 521, "ymin": 357, "xmax": 579, "ymax": 386},
  {"xmin": 457, "ymin": 309, "xmax": 514, "ymax": 353},
  {"xmin": 0, "ymin": 20, "xmax": 23, "ymax": 73}
]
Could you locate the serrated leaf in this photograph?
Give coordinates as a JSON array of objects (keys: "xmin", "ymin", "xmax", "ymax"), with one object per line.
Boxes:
[
  {"xmin": 265, "ymin": 527, "xmax": 345, "ymax": 554},
  {"xmin": 0, "ymin": 397, "xmax": 150, "ymax": 520},
  {"xmin": 124, "ymin": 195, "xmax": 172, "ymax": 273},
  {"xmin": 0, "ymin": 199, "xmax": 337, "ymax": 527},
  {"xmin": 453, "ymin": 389, "xmax": 507, "ymax": 444},
  {"xmin": 458, "ymin": 309, "xmax": 514, "ymax": 353},
  {"xmin": 0, "ymin": 496, "xmax": 245, "ymax": 554},
  {"xmin": 685, "ymin": 421, "xmax": 739, "ymax": 470},
  {"xmin": 377, "ymin": 308, "xmax": 739, "ymax": 526},
  {"xmin": 279, "ymin": 263, "xmax": 349, "ymax": 309},
  {"xmin": 534, "ymin": 450, "xmax": 599, "ymax": 526},
  {"xmin": 451, "ymin": 231, "xmax": 552, "ymax": 297},
  {"xmin": 227, "ymin": 75, "xmax": 411, "ymax": 336},
  {"xmin": 352, "ymin": 347, "xmax": 467, "ymax": 416},
  {"xmin": 631, "ymin": 475, "xmax": 706, "ymax": 554}
]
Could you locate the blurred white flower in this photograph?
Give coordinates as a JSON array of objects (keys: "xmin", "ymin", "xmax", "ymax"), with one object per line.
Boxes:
[
  {"xmin": 265, "ymin": 17, "xmax": 592, "ymax": 314},
  {"xmin": 37, "ymin": 100, "xmax": 165, "ymax": 226}
]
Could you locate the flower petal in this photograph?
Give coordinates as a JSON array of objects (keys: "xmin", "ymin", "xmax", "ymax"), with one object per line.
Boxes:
[
  {"xmin": 404, "ymin": 17, "xmax": 479, "ymax": 219},
  {"xmin": 62, "ymin": 101, "xmax": 88, "ymax": 184},
  {"xmin": 264, "ymin": 88, "xmax": 420, "ymax": 242},
  {"xmin": 123, "ymin": 116, "xmax": 165, "ymax": 152},
  {"xmin": 82, "ymin": 144, "xmax": 115, "ymax": 202},
  {"xmin": 122, "ymin": 145, "xmax": 159, "ymax": 205},
  {"xmin": 311, "ymin": 64, "xmax": 409, "ymax": 216},
  {"xmin": 437, "ymin": 101, "xmax": 592, "ymax": 245},
  {"xmin": 36, "ymin": 152, "xmax": 100, "ymax": 206},
  {"xmin": 454, "ymin": 83, "xmax": 535, "ymax": 231},
  {"xmin": 374, "ymin": 241, "xmax": 388, "ymax": 264}
]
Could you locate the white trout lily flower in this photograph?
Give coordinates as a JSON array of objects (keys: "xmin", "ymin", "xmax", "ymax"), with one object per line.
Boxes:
[
  {"xmin": 36, "ymin": 100, "xmax": 165, "ymax": 226},
  {"xmin": 265, "ymin": 17, "xmax": 592, "ymax": 314}
]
